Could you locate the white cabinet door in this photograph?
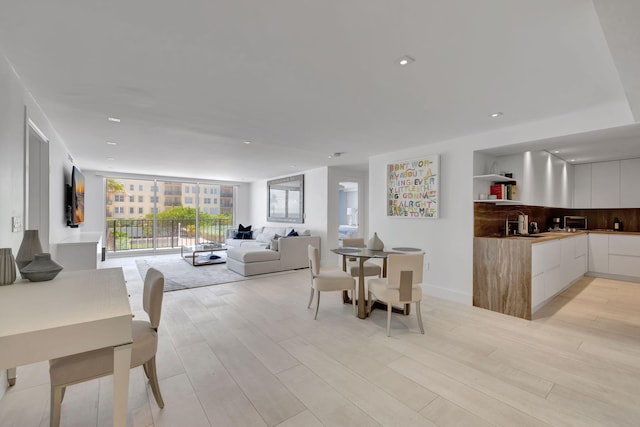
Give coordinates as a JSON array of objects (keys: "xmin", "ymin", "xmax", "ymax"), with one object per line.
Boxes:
[
  {"xmin": 620, "ymin": 158, "xmax": 640, "ymax": 208},
  {"xmin": 531, "ymin": 273, "xmax": 545, "ymax": 310},
  {"xmin": 573, "ymin": 164, "xmax": 591, "ymax": 208},
  {"xmin": 609, "ymin": 234, "xmax": 640, "ymax": 256},
  {"xmin": 588, "ymin": 234, "xmax": 609, "ymax": 273},
  {"xmin": 591, "ymin": 161, "xmax": 620, "ymax": 208},
  {"xmin": 609, "ymin": 256, "xmax": 640, "ymax": 278},
  {"xmin": 543, "ymin": 266, "xmax": 563, "ymax": 300},
  {"xmin": 574, "ymin": 234, "xmax": 587, "ymax": 258},
  {"xmin": 532, "ymin": 240, "xmax": 561, "ymax": 276},
  {"xmin": 560, "ymin": 237, "xmax": 575, "ymax": 285}
]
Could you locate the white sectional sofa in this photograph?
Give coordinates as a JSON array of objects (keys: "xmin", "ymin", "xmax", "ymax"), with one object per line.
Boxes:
[
  {"xmin": 225, "ymin": 226, "xmax": 310, "ymax": 248},
  {"xmin": 226, "ymin": 234, "xmax": 320, "ymax": 276}
]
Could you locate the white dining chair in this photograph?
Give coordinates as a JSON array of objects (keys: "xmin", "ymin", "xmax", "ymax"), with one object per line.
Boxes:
[
  {"xmin": 308, "ymin": 245, "xmax": 356, "ymax": 319},
  {"xmin": 48, "ymin": 268, "xmax": 165, "ymax": 427},
  {"xmin": 367, "ymin": 253, "xmax": 425, "ymax": 336}
]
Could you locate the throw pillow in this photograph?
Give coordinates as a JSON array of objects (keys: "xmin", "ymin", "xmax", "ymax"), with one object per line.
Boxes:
[
  {"xmin": 238, "ymin": 223, "xmax": 252, "ymax": 232},
  {"xmin": 270, "ymin": 238, "xmax": 279, "ymax": 251},
  {"xmin": 287, "ymin": 229, "xmax": 299, "ymax": 237}
]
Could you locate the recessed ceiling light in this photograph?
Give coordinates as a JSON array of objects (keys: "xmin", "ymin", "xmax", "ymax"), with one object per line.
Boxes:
[
  {"xmin": 398, "ymin": 55, "xmax": 415, "ymax": 66},
  {"xmin": 552, "ymin": 150, "xmax": 559, "ymax": 154},
  {"xmin": 106, "ymin": 141, "xmax": 117, "ymax": 146},
  {"xmin": 490, "ymin": 112, "xmax": 503, "ymax": 118},
  {"xmin": 107, "ymin": 117, "xmax": 121, "ymax": 123},
  {"xmin": 569, "ymin": 159, "xmax": 576, "ymax": 162},
  {"xmin": 106, "ymin": 157, "xmax": 115, "ymax": 161},
  {"xmin": 243, "ymin": 141, "xmax": 251, "ymax": 145}
]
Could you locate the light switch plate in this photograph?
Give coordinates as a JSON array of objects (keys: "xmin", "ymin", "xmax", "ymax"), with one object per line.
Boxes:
[{"xmin": 11, "ymin": 216, "xmax": 22, "ymax": 233}]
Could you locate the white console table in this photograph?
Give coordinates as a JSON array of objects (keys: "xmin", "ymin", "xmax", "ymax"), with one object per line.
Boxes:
[{"xmin": 56, "ymin": 232, "xmax": 102, "ymax": 270}]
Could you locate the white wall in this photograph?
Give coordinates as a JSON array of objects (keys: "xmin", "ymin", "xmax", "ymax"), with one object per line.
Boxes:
[
  {"xmin": 250, "ymin": 167, "xmax": 331, "ymax": 262},
  {"xmin": 0, "ymin": 53, "xmax": 77, "ymax": 396}
]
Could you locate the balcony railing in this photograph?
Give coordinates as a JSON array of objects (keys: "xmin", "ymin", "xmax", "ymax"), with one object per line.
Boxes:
[{"xmin": 105, "ymin": 217, "xmax": 233, "ymax": 252}]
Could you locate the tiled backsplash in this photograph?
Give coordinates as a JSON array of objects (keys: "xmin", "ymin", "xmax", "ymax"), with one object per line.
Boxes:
[{"xmin": 474, "ymin": 203, "xmax": 640, "ymax": 237}]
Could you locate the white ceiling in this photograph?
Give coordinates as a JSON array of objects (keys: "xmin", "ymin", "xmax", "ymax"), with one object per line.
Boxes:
[{"xmin": 1, "ymin": 1, "xmax": 639, "ymax": 181}]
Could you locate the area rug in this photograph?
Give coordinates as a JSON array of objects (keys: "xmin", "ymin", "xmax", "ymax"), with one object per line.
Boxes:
[{"xmin": 135, "ymin": 255, "xmax": 297, "ymax": 292}]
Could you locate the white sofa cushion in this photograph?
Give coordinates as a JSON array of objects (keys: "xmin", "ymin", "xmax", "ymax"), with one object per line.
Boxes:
[
  {"xmin": 227, "ymin": 247, "xmax": 280, "ymax": 263},
  {"xmin": 255, "ymin": 226, "xmax": 286, "ymax": 243}
]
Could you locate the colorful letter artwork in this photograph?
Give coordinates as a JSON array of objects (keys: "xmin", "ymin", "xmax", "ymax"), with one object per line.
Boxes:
[{"xmin": 387, "ymin": 155, "xmax": 439, "ymax": 218}]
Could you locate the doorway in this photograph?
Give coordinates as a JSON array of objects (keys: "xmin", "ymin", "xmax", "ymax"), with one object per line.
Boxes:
[
  {"xmin": 25, "ymin": 119, "xmax": 50, "ymax": 251},
  {"xmin": 338, "ymin": 181, "xmax": 359, "ymax": 240}
]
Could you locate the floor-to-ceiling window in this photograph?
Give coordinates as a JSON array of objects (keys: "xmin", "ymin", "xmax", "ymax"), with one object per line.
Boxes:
[{"xmin": 105, "ymin": 177, "xmax": 234, "ymax": 253}]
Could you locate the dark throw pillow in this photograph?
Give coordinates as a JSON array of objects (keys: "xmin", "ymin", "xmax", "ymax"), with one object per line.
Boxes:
[
  {"xmin": 287, "ymin": 229, "xmax": 299, "ymax": 237},
  {"xmin": 233, "ymin": 224, "xmax": 253, "ymax": 240}
]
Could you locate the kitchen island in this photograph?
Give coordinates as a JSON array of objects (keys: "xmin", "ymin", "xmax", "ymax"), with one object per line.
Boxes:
[
  {"xmin": 474, "ymin": 231, "xmax": 588, "ymax": 320},
  {"xmin": 474, "ymin": 230, "xmax": 640, "ymax": 319}
]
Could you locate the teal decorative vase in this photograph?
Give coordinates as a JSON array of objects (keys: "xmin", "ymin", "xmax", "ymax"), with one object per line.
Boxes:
[
  {"xmin": 21, "ymin": 253, "xmax": 63, "ymax": 282},
  {"xmin": 0, "ymin": 248, "xmax": 17, "ymax": 285},
  {"xmin": 367, "ymin": 232, "xmax": 384, "ymax": 251},
  {"xmin": 16, "ymin": 230, "xmax": 43, "ymax": 279}
]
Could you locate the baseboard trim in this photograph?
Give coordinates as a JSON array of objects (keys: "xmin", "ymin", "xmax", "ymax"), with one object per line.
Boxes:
[
  {"xmin": 423, "ymin": 284, "xmax": 472, "ymax": 305},
  {"xmin": 585, "ymin": 272, "xmax": 640, "ymax": 283}
]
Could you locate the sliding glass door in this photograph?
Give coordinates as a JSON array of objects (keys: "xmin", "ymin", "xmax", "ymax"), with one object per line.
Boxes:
[{"xmin": 105, "ymin": 177, "xmax": 234, "ymax": 253}]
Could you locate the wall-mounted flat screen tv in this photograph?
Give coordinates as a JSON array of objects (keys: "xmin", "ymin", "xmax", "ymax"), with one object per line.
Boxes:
[{"xmin": 66, "ymin": 166, "xmax": 85, "ymax": 228}]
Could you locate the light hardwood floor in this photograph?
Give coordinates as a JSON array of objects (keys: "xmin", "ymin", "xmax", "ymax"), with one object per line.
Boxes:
[{"xmin": 1, "ymin": 255, "xmax": 639, "ymax": 426}]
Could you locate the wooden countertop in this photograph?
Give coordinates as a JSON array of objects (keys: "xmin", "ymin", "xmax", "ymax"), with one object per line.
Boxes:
[{"xmin": 478, "ymin": 229, "xmax": 640, "ymax": 243}]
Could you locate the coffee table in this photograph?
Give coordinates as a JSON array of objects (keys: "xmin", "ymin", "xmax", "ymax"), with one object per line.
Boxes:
[{"xmin": 181, "ymin": 243, "xmax": 227, "ymax": 266}]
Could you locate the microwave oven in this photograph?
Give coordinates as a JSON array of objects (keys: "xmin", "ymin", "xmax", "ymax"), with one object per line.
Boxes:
[{"xmin": 564, "ymin": 216, "xmax": 587, "ymax": 230}]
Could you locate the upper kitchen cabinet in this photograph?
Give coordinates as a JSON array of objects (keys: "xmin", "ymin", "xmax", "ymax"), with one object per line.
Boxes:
[
  {"xmin": 621, "ymin": 158, "xmax": 640, "ymax": 208},
  {"xmin": 574, "ymin": 158, "xmax": 640, "ymax": 208},
  {"xmin": 482, "ymin": 150, "xmax": 573, "ymax": 208},
  {"xmin": 573, "ymin": 164, "xmax": 591, "ymax": 208},
  {"xmin": 591, "ymin": 161, "xmax": 620, "ymax": 208}
]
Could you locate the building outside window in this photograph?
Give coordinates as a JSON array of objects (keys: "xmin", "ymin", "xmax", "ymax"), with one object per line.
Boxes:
[{"xmin": 105, "ymin": 178, "xmax": 235, "ymax": 252}]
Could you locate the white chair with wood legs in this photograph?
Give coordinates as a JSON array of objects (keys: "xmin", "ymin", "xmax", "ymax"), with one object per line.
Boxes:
[
  {"xmin": 367, "ymin": 253, "xmax": 425, "ymax": 336},
  {"xmin": 308, "ymin": 245, "xmax": 356, "ymax": 319},
  {"xmin": 342, "ymin": 237, "xmax": 382, "ymax": 280},
  {"xmin": 48, "ymin": 268, "xmax": 166, "ymax": 427}
]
